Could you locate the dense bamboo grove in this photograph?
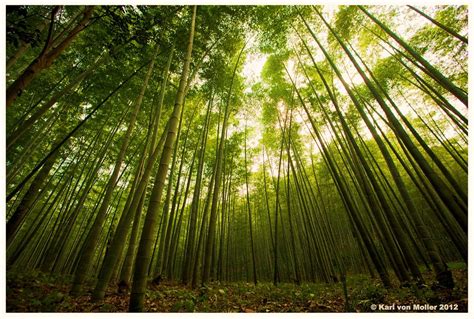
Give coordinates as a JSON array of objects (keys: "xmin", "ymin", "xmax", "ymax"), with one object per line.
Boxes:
[{"xmin": 5, "ymin": 5, "xmax": 468, "ymax": 312}]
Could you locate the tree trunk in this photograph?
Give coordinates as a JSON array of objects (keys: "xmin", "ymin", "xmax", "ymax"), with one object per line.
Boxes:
[
  {"xmin": 128, "ymin": 6, "xmax": 196, "ymax": 311},
  {"xmin": 70, "ymin": 43, "xmax": 159, "ymax": 296},
  {"xmin": 202, "ymin": 41, "xmax": 247, "ymax": 285},
  {"xmin": 244, "ymin": 121, "xmax": 258, "ymax": 285},
  {"xmin": 358, "ymin": 6, "xmax": 467, "ymax": 106},
  {"xmin": 6, "ymin": 6, "xmax": 95, "ymax": 107}
]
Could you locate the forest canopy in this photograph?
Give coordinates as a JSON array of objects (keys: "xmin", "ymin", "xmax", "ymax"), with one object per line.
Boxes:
[{"xmin": 4, "ymin": 4, "xmax": 468, "ymax": 313}]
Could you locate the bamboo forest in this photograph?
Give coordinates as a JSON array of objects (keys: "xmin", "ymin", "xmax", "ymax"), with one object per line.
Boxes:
[{"xmin": 4, "ymin": 4, "xmax": 468, "ymax": 314}]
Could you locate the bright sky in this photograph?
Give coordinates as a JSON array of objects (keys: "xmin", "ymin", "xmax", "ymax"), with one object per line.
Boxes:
[
  {"xmin": 229, "ymin": 42, "xmax": 268, "ymax": 173},
  {"xmin": 242, "ymin": 52, "xmax": 267, "ymax": 93}
]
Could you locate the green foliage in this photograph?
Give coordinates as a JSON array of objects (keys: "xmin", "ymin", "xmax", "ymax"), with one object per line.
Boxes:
[
  {"xmin": 333, "ymin": 6, "xmax": 364, "ymax": 42},
  {"xmin": 6, "ymin": 6, "xmax": 47, "ymax": 48},
  {"xmin": 407, "ymin": 6, "xmax": 467, "ymax": 91},
  {"xmin": 355, "ymin": 283, "xmax": 386, "ymax": 306},
  {"xmin": 171, "ymin": 299, "xmax": 195, "ymax": 312},
  {"xmin": 250, "ymin": 6, "xmax": 297, "ymax": 53},
  {"xmin": 447, "ymin": 262, "xmax": 467, "ymax": 270},
  {"xmin": 370, "ymin": 55, "xmax": 405, "ymax": 91}
]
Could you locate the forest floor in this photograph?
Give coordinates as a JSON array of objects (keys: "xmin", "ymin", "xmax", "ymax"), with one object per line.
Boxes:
[{"xmin": 6, "ymin": 263, "xmax": 467, "ymax": 313}]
